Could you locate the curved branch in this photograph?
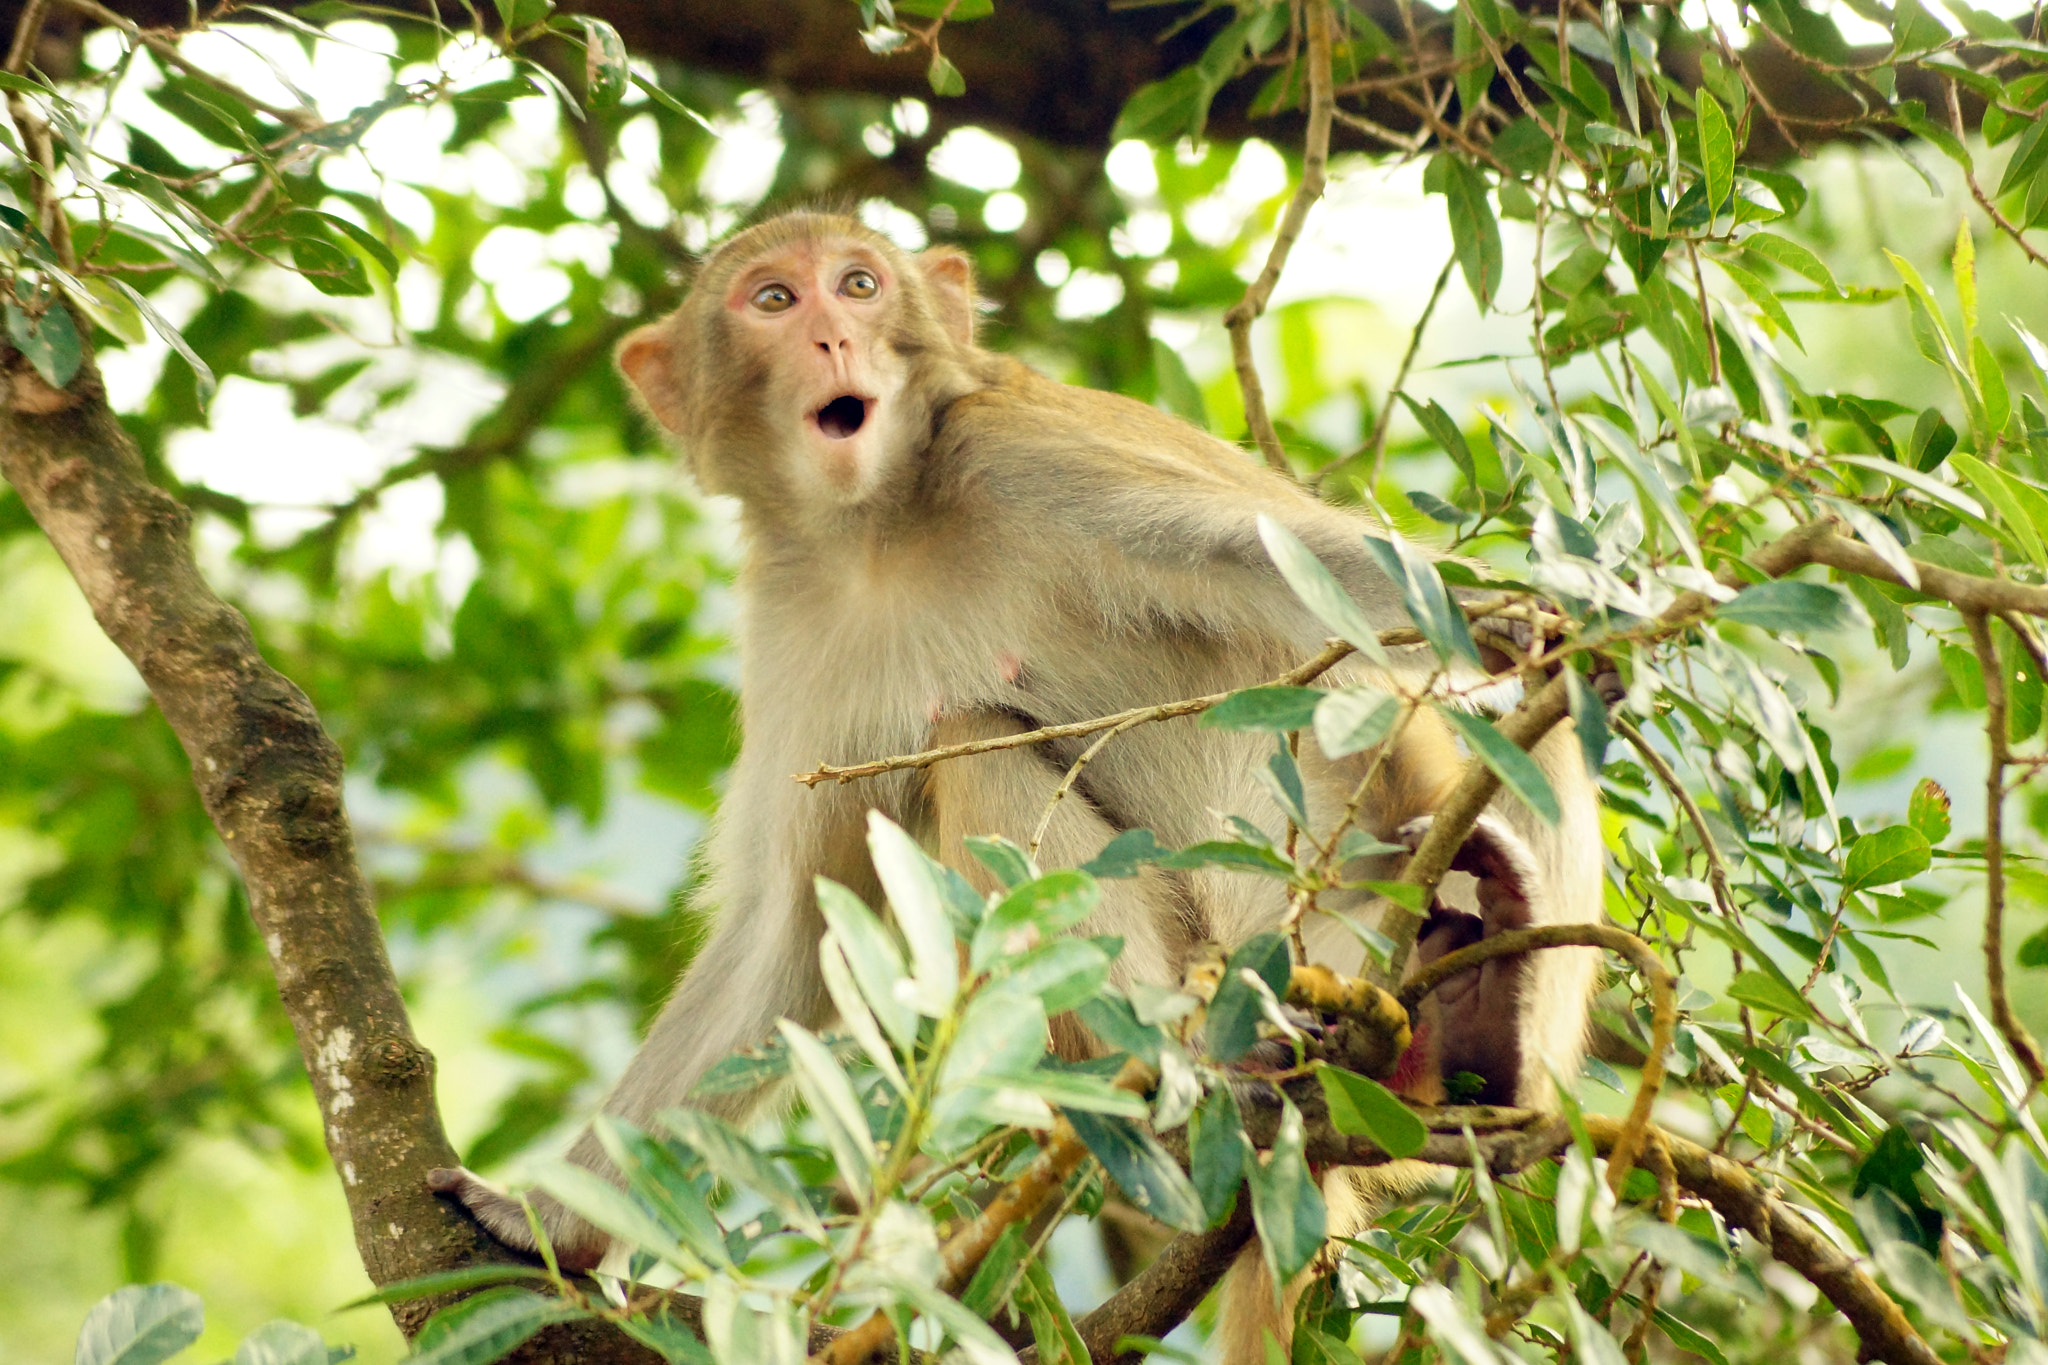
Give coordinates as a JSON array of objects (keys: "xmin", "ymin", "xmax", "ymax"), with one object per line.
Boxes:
[{"xmin": 1396, "ymin": 922, "xmax": 1676, "ymax": 1192}]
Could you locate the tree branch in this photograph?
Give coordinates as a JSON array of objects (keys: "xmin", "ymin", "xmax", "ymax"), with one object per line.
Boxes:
[
  {"xmin": 1224, "ymin": 0, "xmax": 1334, "ymax": 475},
  {"xmin": 1963, "ymin": 611, "xmax": 2048, "ymax": 1089}
]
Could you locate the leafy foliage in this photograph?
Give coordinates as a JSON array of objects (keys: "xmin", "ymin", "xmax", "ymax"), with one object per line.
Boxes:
[{"xmin": 4, "ymin": 0, "xmax": 2048, "ymax": 1361}]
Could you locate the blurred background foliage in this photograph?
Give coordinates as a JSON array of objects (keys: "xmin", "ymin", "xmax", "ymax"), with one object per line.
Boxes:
[{"xmin": 0, "ymin": 1, "xmax": 2044, "ymax": 1361}]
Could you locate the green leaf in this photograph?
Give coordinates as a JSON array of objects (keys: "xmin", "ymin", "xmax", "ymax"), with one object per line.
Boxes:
[
  {"xmin": 408, "ymin": 1289, "xmax": 585, "ymax": 1365},
  {"xmin": 1112, "ymin": 67, "xmax": 1213, "ymax": 145},
  {"xmin": 1442, "ymin": 157, "xmax": 1503, "ymax": 310},
  {"xmin": 1907, "ymin": 778, "xmax": 1951, "ymax": 843},
  {"xmin": 1315, "ymin": 1064, "xmax": 1427, "ymax": 1157},
  {"xmin": 1016, "ymin": 1248, "xmax": 1090, "ymax": 1365},
  {"xmin": 815, "ymin": 878, "xmax": 917, "ymax": 1051},
  {"xmin": 867, "ymin": 812, "xmax": 958, "ymax": 1015},
  {"xmin": 285, "ymin": 218, "xmax": 373, "ymax": 297},
  {"xmin": 75, "ymin": 1284, "xmax": 205, "ymax": 1365},
  {"xmin": 1314, "ymin": 689, "xmax": 1399, "ymax": 759},
  {"xmin": 972, "ymin": 870, "xmax": 1099, "ymax": 970},
  {"xmin": 1718, "ymin": 259, "xmax": 1803, "ymax": 351},
  {"xmin": 1842, "ymin": 825, "xmax": 1933, "ymax": 893},
  {"xmin": 965, "ymin": 835, "xmax": 1035, "ymax": 889},
  {"xmin": 1081, "ymin": 828, "xmax": 1171, "ymax": 879},
  {"xmin": 1697, "ymin": 90, "xmax": 1735, "ymax": 217},
  {"xmin": 778, "ymin": 1020, "xmax": 876, "ymax": 1203},
  {"xmin": 997, "ymin": 937, "xmax": 1114, "ymax": 1014},
  {"xmin": 1151, "ymin": 337, "xmax": 1208, "ymax": 427},
  {"xmin": 1361, "ymin": 533, "xmax": 1482, "ymax": 668},
  {"xmin": 1066, "ymin": 1109, "xmax": 1205, "ymax": 1230},
  {"xmin": 2018, "ymin": 924, "xmax": 2048, "ymax": 967},
  {"xmin": 926, "ymin": 52, "xmax": 965, "ymax": 97},
  {"xmin": 1717, "ymin": 580, "xmax": 1854, "ymax": 632},
  {"xmin": 1725, "ymin": 970, "xmax": 1818, "ymax": 1023},
  {"xmin": 1651, "ymin": 1311, "xmax": 1731, "ymax": 1365},
  {"xmin": 1200, "ymin": 685, "xmax": 1325, "ymax": 732},
  {"xmin": 3, "ymin": 298, "xmax": 81, "ymax": 389},
  {"xmin": 1189, "ymin": 1085, "xmax": 1245, "ymax": 1225},
  {"xmin": 232, "ymin": 1322, "xmax": 330, "ymax": 1365},
  {"xmin": 537, "ymin": 1151, "xmax": 718, "ymax": 1268},
  {"xmin": 1996, "ymin": 115, "xmax": 2048, "ymax": 197},
  {"xmin": 659, "ymin": 1107, "xmax": 825, "ymax": 1242},
  {"xmin": 1206, "ymin": 932, "xmax": 1293, "ymax": 1063},
  {"xmin": 1242, "ymin": 1097, "xmax": 1326, "ymax": 1282},
  {"xmin": 1436, "ymin": 707, "xmax": 1561, "ymax": 824},
  {"xmin": 340, "ymin": 1265, "xmax": 550, "ymax": 1308},
  {"xmin": 1565, "ymin": 668, "xmax": 1609, "ymax": 776},
  {"xmin": 1256, "ymin": 516, "xmax": 1391, "ymax": 666},
  {"xmin": 1399, "ymin": 395, "xmax": 1478, "ymax": 491},
  {"xmin": 573, "ymin": 16, "xmax": 630, "ymax": 107},
  {"xmin": 297, "ymin": 210, "xmax": 398, "ymax": 278},
  {"xmin": 1744, "ymin": 230, "xmax": 1843, "ymax": 295},
  {"xmin": 1950, "ymin": 454, "xmax": 2047, "ymax": 568},
  {"xmin": 1075, "ymin": 992, "xmax": 1166, "ymax": 1065}
]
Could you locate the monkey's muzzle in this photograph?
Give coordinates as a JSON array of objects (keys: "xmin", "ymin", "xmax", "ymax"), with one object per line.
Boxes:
[{"xmin": 815, "ymin": 394, "xmax": 870, "ymax": 439}]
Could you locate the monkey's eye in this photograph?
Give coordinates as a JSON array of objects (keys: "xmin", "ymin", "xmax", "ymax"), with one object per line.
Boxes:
[
  {"xmin": 841, "ymin": 269, "xmax": 879, "ymax": 300},
  {"xmin": 751, "ymin": 283, "xmax": 795, "ymax": 313}
]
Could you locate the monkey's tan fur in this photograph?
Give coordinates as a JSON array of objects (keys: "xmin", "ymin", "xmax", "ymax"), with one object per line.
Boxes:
[{"xmin": 431, "ymin": 212, "xmax": 1603, "ymax": 1362}]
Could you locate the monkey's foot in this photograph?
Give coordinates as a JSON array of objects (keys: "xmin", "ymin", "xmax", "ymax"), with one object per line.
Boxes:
[
  {"xmin": 1394, "ymin": 812, "xmax": 1542, "ymax": 1106},
  {"xmin": 426, "ymin": 1166, "xmax": 609, "ymax": 1272}
]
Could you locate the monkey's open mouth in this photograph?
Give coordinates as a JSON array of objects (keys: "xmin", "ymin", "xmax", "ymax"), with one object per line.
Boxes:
[{"xmin": 815, "ymin": 395, "xmax": 869, "ymax": 439}]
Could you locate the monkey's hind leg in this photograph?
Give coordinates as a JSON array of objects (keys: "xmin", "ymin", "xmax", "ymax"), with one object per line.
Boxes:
[{"xmin": 924, "ymin": 710, "xmax": 1194, "ymax": 1031}]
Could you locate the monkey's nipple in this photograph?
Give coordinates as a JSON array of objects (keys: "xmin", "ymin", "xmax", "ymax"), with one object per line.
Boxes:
[{"xmin": 815, "ymin": 394, "xmax": 870, "ymax": 439}]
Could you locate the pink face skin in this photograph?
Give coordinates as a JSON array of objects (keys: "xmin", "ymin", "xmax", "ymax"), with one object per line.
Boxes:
[{"xmin": 724, "ymin": 237, "xmax": 914, "ymax": 505}]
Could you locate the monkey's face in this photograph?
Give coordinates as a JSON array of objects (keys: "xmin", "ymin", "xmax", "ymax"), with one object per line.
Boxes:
[{"xmin": 717, "ymin": 236, "xmax": 922, "ymax": 506}]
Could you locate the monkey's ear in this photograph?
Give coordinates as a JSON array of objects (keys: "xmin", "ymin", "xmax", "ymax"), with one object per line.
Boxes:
[
  {"xmin": 916, "ymin": 248, "xmax": 977, "ymax": 347},
  {"xmin": 617, "ymin": 324, "xmax": 686, "ymax": 433}
]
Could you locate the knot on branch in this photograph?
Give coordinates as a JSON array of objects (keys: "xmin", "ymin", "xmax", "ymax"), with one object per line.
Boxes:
[{"xmin": 369, "ymin": 1035, "xmax": 435, "ymax": 1086}]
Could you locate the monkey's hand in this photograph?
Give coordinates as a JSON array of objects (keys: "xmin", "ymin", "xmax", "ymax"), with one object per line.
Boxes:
[
  {"xmin": 1467, "ymin": 597, "xmax": 1624, "ymax": 703},
  {"xmin": 1395, "ymin": 811, "xmax": 1544, "ymax": 1107},
  {"xmin": 426, "ymin": 1166, "xmax": 611, "ymax": 1272}
]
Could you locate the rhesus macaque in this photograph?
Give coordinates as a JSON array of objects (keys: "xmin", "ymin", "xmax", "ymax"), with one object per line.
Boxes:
[{"xmin": 430, "ymin": 211, "xmax": 1604, "ymax": 1360}]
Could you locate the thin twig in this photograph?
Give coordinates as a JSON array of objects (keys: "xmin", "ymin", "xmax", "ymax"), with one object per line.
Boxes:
[
  {"xmin": 1949, "ymin": 80, "xmax": 2048, "ymax": 271},
  {"xmin": 813, "ymin": 1059, "xmax": 1154, "ymax": 1365},
  {"xmin": 1029, "ymin": 713, "xmax": 1147, "ymax": 857},
  {"xmin": 1224, "ymin": 0, "xmax": 1335, "ymax": 475},
  {"xmin": 1345, "ymin": 253, "xmax": 1455, "ymax": 491},
  {"xmin": 54, "ymin": 0, "xmax": 323, "ymax": 130},
  {"xmin": 6, "ymin": 0, "xmax": 75, "ymax": 271},
  {"xmin": 1613, "ymin": 716, "xmax": 1740, "ymax": 927},
  {"xmin": 1964, "ymin": 611, "xmax": 2048, "ymax": 1089}
]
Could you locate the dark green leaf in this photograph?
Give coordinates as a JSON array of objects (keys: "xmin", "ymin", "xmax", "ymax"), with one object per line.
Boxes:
[
  {"xmin": 1842, "ymin": 826, "xmax": 1932, "ymax": 893},
  {"xmin": 965, "ymin": 835, "xmax": 1035, "ymax": 888},
  {"xmin": 4, "ymin": 299, "xmax": 81, "ymax": 389},
  {"xmin": 1081, "ymin": 828, "xmax": 1171, "ymax": 879},
  {"xmin": 410, "ymin": 1289, "xmax": 586, "ymax": 1365},
  {"xmin": 1065, "ymin": 1110, "xmax": 1205, "ymax": 1231},
  {"xmin": 1566, "ymin": 668, "xmax": 1609, "ymax": 776},
  {"xmin": 341, "ymin": 1266, "xmax": 550, "ymax": 1308},
  {"xmin": 1436, "ymin": 707, "xmax": 1561, "ymax": 824},
  {"xmin": 299, "ymin": 210, "xmax": 398, "ymax": 278},
  {"xmin": 1189, "ymin": 1085, "xmax": 1245, "ymax": 1225},
  {"xmin": 1717, "ymin": 581, "xmax": 1853, "ymax": 633},
  {"xmin": 1242, "ymin": 1097, "xmax": 1326, "ymax": 1281},
  {"xmin": 574, "ymin": 16, "xmax": 631, "ymax": 107},
  {"xmin": 1360, "ymin": 534, "xmax": 1482, "ymax": 668},
  {"xmin": 1442, "ymin": 157, "xmax": 1503, "ymax": 310},
  {"xmin": 1113, "ymin": 68, "xmax": 1212, "ymax": 145},
  {"xmin": 1206, "ymin": 933, "xmax": 1292, "ymax": 1063},
  {"xmin": 1200, "ymin": 685, "xmax": 1325, "ymax": 732}
]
